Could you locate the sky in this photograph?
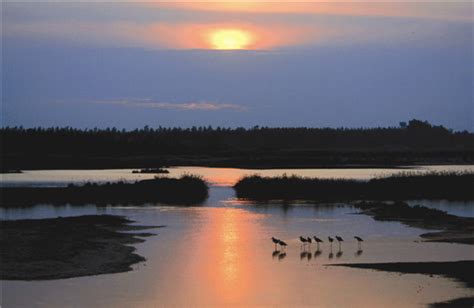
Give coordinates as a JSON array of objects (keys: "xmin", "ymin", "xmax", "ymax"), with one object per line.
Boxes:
[{"xmin": 2, "ymin": 1, "xmax": 473, "ymax": 131}]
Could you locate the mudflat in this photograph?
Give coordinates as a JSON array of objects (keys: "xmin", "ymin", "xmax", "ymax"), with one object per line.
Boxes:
[
  {"xmin": 0, "ymin": 215, "xmax": 163, "ymax": 280},
  {"xmin": 355, "ymin": 201, "xmax": 474, "ymax": 245},
  {"xmin": 329, "ymin": 261, "xmax": 474, "ymax": 307}
]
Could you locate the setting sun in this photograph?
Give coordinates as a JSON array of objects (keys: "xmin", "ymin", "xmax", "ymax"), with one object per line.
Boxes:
[{"xmin": 210, "ymin": 29, "xmax": 252, "ymax": 50}]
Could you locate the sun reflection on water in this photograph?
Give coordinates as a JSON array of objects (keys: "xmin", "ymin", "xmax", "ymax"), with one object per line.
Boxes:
[
  {"xmin": 192, "ymin": 208, "xmax": 265, "ymax": 303},
  {"xmin": 221, "ymin": 209, "xmax": 239, "ymax": 282}
]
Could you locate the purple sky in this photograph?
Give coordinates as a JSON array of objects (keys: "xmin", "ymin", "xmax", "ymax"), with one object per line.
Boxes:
[{"xmin": 2, "ymin": 2, "xmax": 473, "ymax": 130}]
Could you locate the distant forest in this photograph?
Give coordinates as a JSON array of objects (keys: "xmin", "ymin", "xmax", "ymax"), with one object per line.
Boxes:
[{"xmin": 2, "ymin": 120, "xmax": 474, "ymax": 170}]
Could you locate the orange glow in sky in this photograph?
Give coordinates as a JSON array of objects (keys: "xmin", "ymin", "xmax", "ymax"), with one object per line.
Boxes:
[{"xmin": 140, "ymin": 23, "xmax": 310, "ymax": 50}]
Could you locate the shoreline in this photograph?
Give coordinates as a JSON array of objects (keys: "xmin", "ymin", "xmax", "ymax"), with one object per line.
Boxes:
[{"xmin": 3, "ymin": 161, "xmax": 474, "ymax": 173}]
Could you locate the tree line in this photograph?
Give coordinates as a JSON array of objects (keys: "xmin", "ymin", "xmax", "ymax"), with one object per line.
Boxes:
[
  {"xmin": 2, "ymin": 119, "xmax": 473, "ymax": 169},
  {"xmin": 2, "ymin": 120, "xmax": 473, "ymax": 156}
]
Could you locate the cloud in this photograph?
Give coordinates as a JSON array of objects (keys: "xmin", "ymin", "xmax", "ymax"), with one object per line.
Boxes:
[{"xmin": 94, "ymin": 99, "xmax": 247, "ymax": 111}]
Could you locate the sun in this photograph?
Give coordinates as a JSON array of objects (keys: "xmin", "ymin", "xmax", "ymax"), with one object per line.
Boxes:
[{"xmin": 209, "ymin": 29, "xmax": 252, "ymax": 50}]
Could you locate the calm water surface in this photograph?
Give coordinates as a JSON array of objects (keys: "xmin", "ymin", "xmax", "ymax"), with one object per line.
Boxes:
[
  {"xmin": 2, "ymin": 165, "xmax": 474, "ymax": 187},
  {"xmin": 1, "ymin": 166, "xmax": 473, "ymax": 307}
]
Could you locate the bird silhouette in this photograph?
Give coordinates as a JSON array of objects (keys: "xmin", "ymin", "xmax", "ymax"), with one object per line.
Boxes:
[
  {"xmin": 313, "ymin": 236, "xmax": 323, "ymax": 250},
  {"xmin": 272, "ymin": 237, "xmax": 280, "ymax": 250},
  {"xmin": 335, "ymin": 235, "xmax": 344, "ymax": 249},
  {"xmin": 306, "ymin": 237, "xmax": 312, "ymax": 249},
  {"xmin": 354, "ymin": 236, "xmax": 363, "ymax": 249},
  {"xmin": 300, "ymin": 236, "xmax": 308, "ymax": 249},
  {"xmin": 278, "ymin": 239, "xmax": 287, "ymax": 250},
  {"xmin": 328, "ymin": 236, "xmax": 334, "ymax": 249}
]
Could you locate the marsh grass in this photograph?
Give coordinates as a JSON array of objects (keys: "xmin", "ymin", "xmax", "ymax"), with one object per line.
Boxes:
[
  {"xmin": 1, "ymin": 175, "xmax": 209, "ymax": 206},
  {"xmin": 234, "ymin": 172, "xmax": 474, "ymax": 201}
]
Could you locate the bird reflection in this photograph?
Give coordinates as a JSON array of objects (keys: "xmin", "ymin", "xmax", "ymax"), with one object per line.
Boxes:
[
  {"xmin": 314, "ymin": 249, "xmax": 322, "ymax": 258},
  {"xmin": 278, "ymin": 252, "xmax": 286, "ymax": 261},
  {"xmin": 300, "ymin": 251, "xmax": 312, "ymax": 260},
  {"xmin": 355, "ymin": 249, "xmax": 363, "ymax": 257},
  {"xmin": 272, "ymin": 250, "xmax": 281, "ymax": 259},
  {"xmin": 328, "ymin": 252, "xmax": 334, "ymax": 259},
  {"xmin": 336, "ymin": 250, "xmax": 343, "ymax": 258}
]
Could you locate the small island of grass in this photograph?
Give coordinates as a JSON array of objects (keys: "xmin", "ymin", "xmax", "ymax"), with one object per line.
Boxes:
[
  {"xmin": 132, "ymin": 167, "xmax": 169, "ymax": 174},
  {"xmin": 0, "ymin": 175, "xmax": 209, "ymax": 207},
  {"xmin": 234, "ymin": 172, "xmax": 474, "ymax": 201}
]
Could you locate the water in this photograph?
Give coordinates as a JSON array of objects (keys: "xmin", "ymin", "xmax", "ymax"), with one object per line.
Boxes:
[
  {"xmin": 2, "ymin": 202, "xmax": 473, "ymax": 307},
  {"xmin": 2, "ymin": 165, "xmax": 473, "ymax": 187},
  {"xmin": 407, "ymin": 199, "xmax": 474, "ymax": 218},
  {"xmin": 1, "ymin": 166, "xmax": 474, "ymax": 307}
]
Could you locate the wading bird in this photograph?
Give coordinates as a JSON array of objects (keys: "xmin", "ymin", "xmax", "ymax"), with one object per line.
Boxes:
[
  {"xmin": 278, "ymin": 240, "xmax": 287, "ymax": 250},
  {"xmin": 272, "ymin": 237, "xmax": 280, "ymax": 250},
  {"xmin": 300, "ymin": 236, "xmax": 309, "ymax": 248},
  {"xmin": 354, "ymin": 236, "xmax": 363, "ymax": 249},
  {"xmin": 306, "ymin": 237, "xmax": 312, "ymax": 248},
  {"xmin": 313, "ymin": 236, "xmax": 323, "ymax": 250},
  {"xmin": 336, "ymin": 235, "xmax": 344, "ymax": 249},
  {"xmin": 328, "ymin": 236, "xmax": 334, "ymax": 249}
]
